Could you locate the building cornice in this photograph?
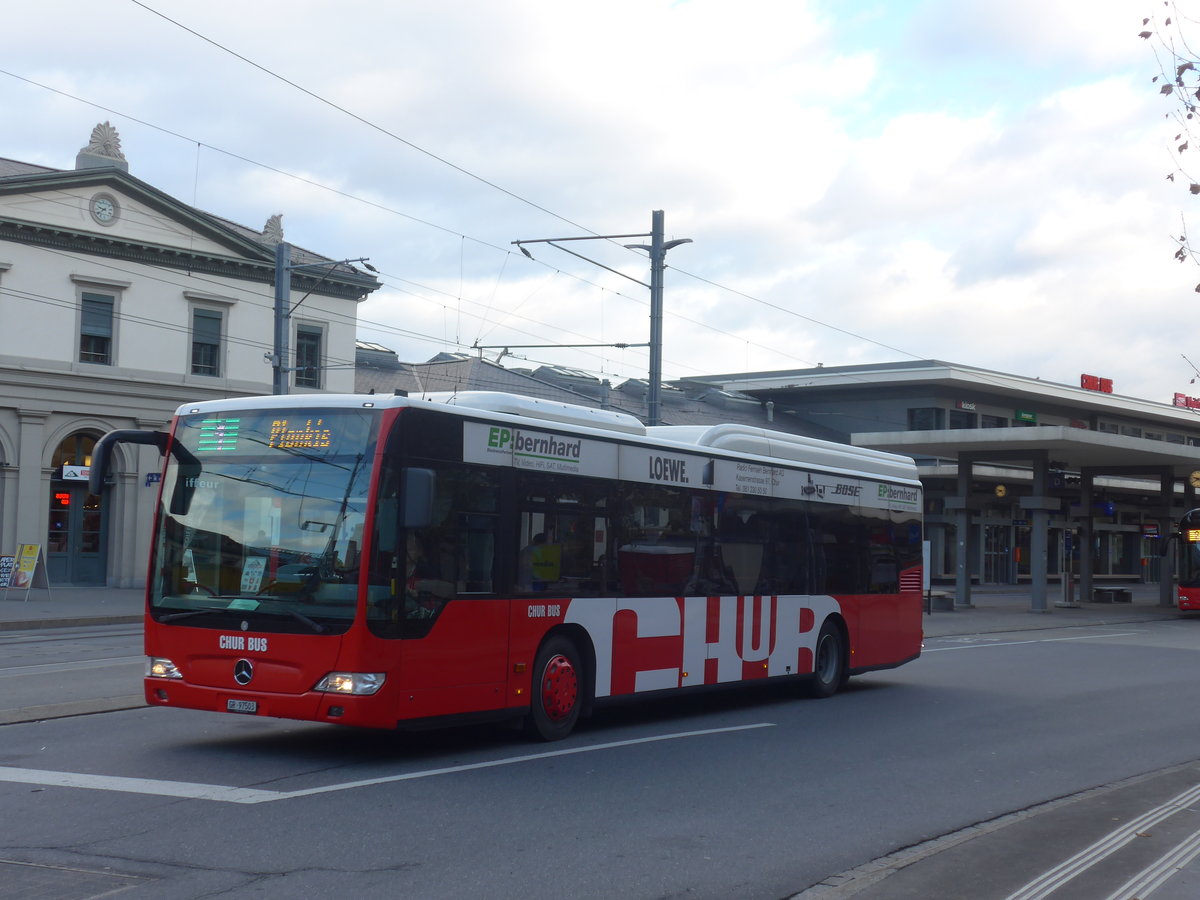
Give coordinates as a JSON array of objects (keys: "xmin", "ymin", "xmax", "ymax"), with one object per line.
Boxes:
[
  {"xmin": 0, "ymin": 216, "xmax": 376, "ymax": 301},
  {"xmin": 0, "ymin": 167, "xmax": 379, "ymax": 301}
]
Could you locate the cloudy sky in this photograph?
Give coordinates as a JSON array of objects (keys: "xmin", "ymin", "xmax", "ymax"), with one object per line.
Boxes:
[{"xmin": 3, "ymin": 0, "xmax": 1191, "ymax": 403}]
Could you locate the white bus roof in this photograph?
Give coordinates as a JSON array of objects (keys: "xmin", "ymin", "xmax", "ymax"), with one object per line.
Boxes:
[{"xmin": 174, "ymin": 390, "xmax": 920, "ymax": 484}]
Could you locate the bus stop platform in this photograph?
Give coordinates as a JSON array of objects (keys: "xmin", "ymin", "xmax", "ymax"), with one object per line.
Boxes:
[
  {"xmin": 919, "ymin": 583, "xmax": 1184, "ymax": 637},
  {"xmin": 0, "ymin": 586, "xmax": 144, "ymax": 631},
  {"xmin": 0, "ymin": 583, "xmax": 1187, "ymax": 635}
]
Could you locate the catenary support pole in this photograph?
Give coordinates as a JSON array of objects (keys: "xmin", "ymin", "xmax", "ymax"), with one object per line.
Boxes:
[
  {"xmin": 647, "ymin": 210, "xmax": 665, "ymax": 428},
  {"xmin": 273, "ymin": 241, "xmax": 290, "ymax": 396}
]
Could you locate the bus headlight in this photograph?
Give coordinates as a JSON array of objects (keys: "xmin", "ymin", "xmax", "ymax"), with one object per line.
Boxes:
[
  {"xmin": 146, "ymin": 657, "xmax": 183, "ymax": 679},
  {"xmin": 314, "ymin": 672, "xmax": 386, "ymax": 695}
]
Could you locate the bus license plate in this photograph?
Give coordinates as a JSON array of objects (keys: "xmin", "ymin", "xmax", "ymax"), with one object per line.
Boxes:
[{"xmin": 226, "ymin": 698, "xmax": 258, "ymax": 714}]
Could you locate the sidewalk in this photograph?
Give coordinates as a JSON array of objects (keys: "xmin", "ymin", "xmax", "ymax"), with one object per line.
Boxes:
[
  {"xmin": 0, "ymin": 582, "xmax": 1186, "ymax": 633},
  {"xmin": 920, "ymin": 582, "xmax": 1184, "ymax": 638},
  {"xmin": 0, "ymin": 585, "xmax": 144, "ymax": 631}
]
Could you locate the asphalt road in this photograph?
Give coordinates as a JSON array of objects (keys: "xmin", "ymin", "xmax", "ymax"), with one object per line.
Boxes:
[
  {"xmin": 3, "ymin": 617, "xmax": 1200, "ymax": 898},
  {"xmin": 0, "ymin": 624, "xmax": 143, "ymax": 724}
]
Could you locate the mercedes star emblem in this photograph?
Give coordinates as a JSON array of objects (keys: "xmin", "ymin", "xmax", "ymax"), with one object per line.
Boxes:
[{"xmin": 233, "ymin": 659, "xmax": 254, "ymax": 685}]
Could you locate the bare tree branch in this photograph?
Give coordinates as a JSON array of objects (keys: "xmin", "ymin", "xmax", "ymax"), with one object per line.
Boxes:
[{"xmin": 1144, "ymin": 2, "xmax": 1200, "ymax": 286}]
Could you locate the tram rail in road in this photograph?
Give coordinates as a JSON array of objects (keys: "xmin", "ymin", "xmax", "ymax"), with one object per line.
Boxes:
[{"xmin": 0, "ymin": 625, "xmax": 144, "ymax": 725}]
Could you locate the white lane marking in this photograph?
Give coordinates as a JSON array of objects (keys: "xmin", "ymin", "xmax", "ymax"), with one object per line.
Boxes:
[
  {"xmin": 1104, "ymin": 825, "xmax": 1200, "ymax": 900},
  {"xmin": 0, "ymin": 722, "xmax": 775, "ymax": 805},
  {"xmin": 923, "ymin": 632, "xmax": 1139, "ymax": 652},
  {"xmin": 0, "ymin": 656, "xmax": 143, "ymax": 677},
  {"xmin": 0, "ymin": 768, "xmax": 279, "ymax": 804},
  {"xmin": 1005, "ymin": 780, "xmax": 1200, "ymax": 900},
  {"xmin": 280, "ymin": 723, "xmax": 775, "ymax": 799}
]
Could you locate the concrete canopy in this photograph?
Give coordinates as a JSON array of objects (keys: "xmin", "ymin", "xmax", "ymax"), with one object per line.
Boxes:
[
  {"xmin": 850, "ymin": 425, "xmax": 1200, "ymax": 477},
  {"xmin": 851, "ymin": 426, "xmax": 1199, "ymax": 613}
]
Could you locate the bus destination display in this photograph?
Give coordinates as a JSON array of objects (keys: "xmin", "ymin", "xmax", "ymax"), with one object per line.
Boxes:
[
  {"xmin": 186, "ymin": 410, "xmax": 372, "ymax": 458},
  {"xmin": 268, "ymin": 418, "xmax": 334, "ymax": 450}
]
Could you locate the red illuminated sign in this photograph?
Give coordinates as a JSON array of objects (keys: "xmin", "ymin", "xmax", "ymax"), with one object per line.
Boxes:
[
  {"xmin": 1175, "ymin": 393, "xmax": 1200, "ymax": 410},
  {"xmin": 1081, "ymin": 374, "xmax": 1113, "ymax": 393}
]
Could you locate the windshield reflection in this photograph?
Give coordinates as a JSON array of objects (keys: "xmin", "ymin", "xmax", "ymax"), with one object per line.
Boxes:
[{"xmin": 151, "ymin": 409, "xmax": 383, "ymax": 634}]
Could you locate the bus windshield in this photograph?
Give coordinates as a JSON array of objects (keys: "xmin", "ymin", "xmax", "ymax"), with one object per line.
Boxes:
[{"xmin": 151, "ymin": 407, "xmax": 381, "ymax": 634}]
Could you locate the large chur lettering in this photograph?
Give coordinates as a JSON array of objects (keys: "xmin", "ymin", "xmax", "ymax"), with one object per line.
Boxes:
[{"xmin": 565, "ymin": 594, "xmax": 841, "ymax": 698}]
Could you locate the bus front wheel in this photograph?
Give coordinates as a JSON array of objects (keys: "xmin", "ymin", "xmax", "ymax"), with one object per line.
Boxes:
[
  {"xmin": 804, "ymin": 619, "xmax": 846, "ymax": 699},
  {"xmin": 526, "ymin": 635, "xmax": 583, "ymax": 741}
]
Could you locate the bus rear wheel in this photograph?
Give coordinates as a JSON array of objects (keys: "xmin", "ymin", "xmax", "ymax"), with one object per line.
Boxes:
[
  {"xmin": 526, "ymin": 635, "xmax": 583, "ymax": 741},
  {"xmin": 804, "ymin": 619, "xmax": 846, "ymax": 699}
]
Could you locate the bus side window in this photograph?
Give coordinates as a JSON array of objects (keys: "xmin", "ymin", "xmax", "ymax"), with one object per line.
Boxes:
[
  {"xmin": 399, "ymin": 528, "xmax": 457, "ymax": 623},
  {"xmin": 817, "ymin": 508, "xmax": 873, "ymax": 594},
  {"xmin": 375, "ymin": 498, "xmax": 396, "ymax": 557},
  {"xmin": 613, "ymin": 484, "xmax": 696, "ymax": 597},
  {"xmin": 415, "ymin": 465, "xmax": 500, "ymax": 601},
  {"xmin": 515, "ymin": 473, "xmax": 610, "ymax": 597},
  {"xmin": 763, "ymin": 506, "xmax": 811, "ymax": 595},
  {"xmin": 715, "ymin": 507, "xmax": 766, "ymax": 596},
  {"xmin": 458, "ymin": 515, "xmax": 495, "ymax": 592}
]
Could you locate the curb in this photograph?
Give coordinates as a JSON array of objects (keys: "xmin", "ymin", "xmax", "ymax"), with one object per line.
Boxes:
[
  {"xmin": 0, "ymin": 615, "xmax": 142, "ymax": 632},
  {"xmin": 0, "ymin": 695, "xmax": 146, "ymax": 725}
]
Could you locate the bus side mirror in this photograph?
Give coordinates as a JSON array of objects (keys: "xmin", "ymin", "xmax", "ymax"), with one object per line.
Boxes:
[
  {"xmin": 89, "ymin": 429, "xmax": 169, "ymax": 494},
  {"xmin": 400, "ymin": 468, "xmax": 435, "ymax": 528},
  {"xmin": 89, "ymin": 429, "xmax": 202, "ymax": 515}
]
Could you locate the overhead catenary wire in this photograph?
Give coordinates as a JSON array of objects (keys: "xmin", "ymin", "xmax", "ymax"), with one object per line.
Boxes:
[
  {"xmin": 2, "ymin": 10, "xmax": 1086, "ymax": 403},
  {"xmin": 13, "ymin": 3, "xmax": 916, "ymax": 364},
  {"xmin": 3, "ymin": 157, "xmax": 1075, "ymax": 407},
  {"xmin": 0, "ymin": 66, "xmax": 853, "ymax": 377},
  {"xmin": 130, "ymin": 0, "xmax": 602, "ymax": 239},
  {"xmin": 4, "ymin": 186, "xmax": 710, "ymax": 378},
  {"xmin": 118, "ymin": 3, "xmax": 930, "ymax": 368},
  {"xmin": 12, "ymin": 239, "xmax": 678, "ymax": 383}
]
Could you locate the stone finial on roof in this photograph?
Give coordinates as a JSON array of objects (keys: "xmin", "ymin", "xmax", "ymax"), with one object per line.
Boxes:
[
  {"xmin": 76, "ymin": 122, "xmax": 129, "ymax": 172},
  {"xmin": 263, "ymin": 214, "xmax": 284, "ymax": 244}
]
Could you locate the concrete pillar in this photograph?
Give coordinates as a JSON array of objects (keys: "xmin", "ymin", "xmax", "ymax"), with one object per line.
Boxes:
[
  {"xmin": 16, "ymin": 410, "xmax": 50, "ymax": 547},
  {"xmin": 953, "ymin": 455, "xmax": 973, "ymax": 609},
  {"xmin": 0, "ymin": 466, "xmax": 16, "ymax": 554},
  {"xmin": 1023, "ymin": 451, "xmax": 1051, "ymax": 613},
  {"xmin": 1161, "ymin": 471, "xmax": 1176, "ymax": 607},
  {"xmin": 1079, "ymin": 471, "xmax": 1094, "ymax": 603}
]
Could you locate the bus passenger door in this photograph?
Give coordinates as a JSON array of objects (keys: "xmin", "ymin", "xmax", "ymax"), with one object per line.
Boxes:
[{"xmin": 396, "ymin": 472, "xmax": 510, "ymax": 715}]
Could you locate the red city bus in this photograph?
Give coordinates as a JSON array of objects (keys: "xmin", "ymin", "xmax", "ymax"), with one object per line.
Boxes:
[
  {"xmin": 92, "ymin": 391, "xmax": 924, "ymax": 740},
  {"xmin": 1176, "ymin": 508, "xmax": 1200, "ymax": 610}
]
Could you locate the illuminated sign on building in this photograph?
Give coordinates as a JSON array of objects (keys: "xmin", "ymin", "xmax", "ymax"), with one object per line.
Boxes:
[{"xmin": 1081, "ymin": 374, "xmax": 1113, "ymax": 393}]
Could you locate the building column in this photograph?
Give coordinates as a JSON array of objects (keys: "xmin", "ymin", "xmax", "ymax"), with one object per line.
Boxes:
[
  {"xmin": 0, "ymin": 465, "xmax": 16, "ymax": 554},
  {"xmin": 1020, "ymin": 451, "xmax": 1054, "ymax": 613},
  {"xmin": 1078, "ymin": 470, "xmax": 1094, "ymax": 603},
  {"xmin": 1160, "ymin": 470, "xmax": 1176, "ymax": 608},
  {"xmin": 946, "ymin": 454, "xmax": 975, "ymax": 609},
  {"xmin": 16, "ymin": 409, "xmax": 50, "ymax": 548}
]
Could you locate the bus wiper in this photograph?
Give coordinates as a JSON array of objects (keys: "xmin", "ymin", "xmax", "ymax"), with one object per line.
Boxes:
[
  {"xmin": 162, "ymin": 604, "xmax": 327, "ymax": 634},
  {"xmin": 161, "ymin": 607, "xmax": 228, "ymax": 623},
  {"xmin": 283, "ymin": 608, "xmax": 328, "ymax": 634}
]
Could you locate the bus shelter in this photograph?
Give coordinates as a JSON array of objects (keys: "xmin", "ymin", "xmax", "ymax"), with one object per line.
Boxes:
[{"xmin": 851, "ymin": 427, "xmax": 1200, "ymax": 612}]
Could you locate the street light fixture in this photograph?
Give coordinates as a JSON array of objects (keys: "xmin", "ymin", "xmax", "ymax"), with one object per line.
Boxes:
[{"xmin": 512, "ymin": 210, "xmax": 691, "ymax": 426}]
